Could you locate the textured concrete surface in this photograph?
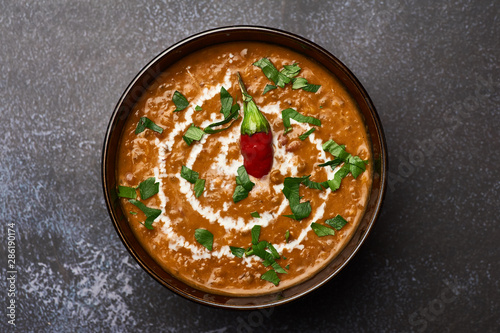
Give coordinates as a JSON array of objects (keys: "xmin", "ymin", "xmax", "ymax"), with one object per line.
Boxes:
[{"xmin": 1, "ymin": 1, "xmax": 499, "ymax": 332}]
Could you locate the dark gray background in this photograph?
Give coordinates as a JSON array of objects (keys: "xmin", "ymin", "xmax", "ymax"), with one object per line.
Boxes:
[{"xmin": 1, "ymin": 1, "xmax": 499, "ymax": 332}]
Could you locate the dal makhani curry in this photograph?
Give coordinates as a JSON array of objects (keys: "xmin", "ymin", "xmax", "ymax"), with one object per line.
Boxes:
[{"xmin": 116, "ymin": 42, "xmax": 372, "ymax": 296}]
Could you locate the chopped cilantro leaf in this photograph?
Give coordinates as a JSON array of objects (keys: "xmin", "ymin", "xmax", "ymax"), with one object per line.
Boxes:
[
  {"xmin": 292, "ymin": 77, "xmax": 321, "ymax": 92},
  {"xmin": 251, "ymin": 241, "xmax": 268, "ymax": 258},
  {"xmin": 299, "ymin": 128, "xmax": 316, "ymax": 141},
  {"xmin": 180, "ymin": 165, "xmax": 199, "ymax": 184},
  {"xmin": 253, "ymin": 58, "xmax": 291, "ymax": 88},
  {"xmin": 285, "ymin": 264, "xmax": 290, "ymax": 270},
  {"xmin": 182, "ymin": 124, "xmax": 204, "ymax": 145},
  {"xmin": 282, "ymin": 108, "xmax": 321, "ymax": 134},
  {"xmin": 318, "ymin": 157, "xmax": 343, "ymax": 168},
  {"xmin": 135, "ymin": 117, "xmax": 164, "ymax": 135},
  {"xmin": 322, "ymin": 140, "xmax": 350, "ymax": 161},
  {"xmin": 285, "ymin": 230, "xmax": 290, "ymax": 243},
  {"xmin": 267, "ymin": 243, "xmax": 280, "ymax": 259},
  {"xmin": 348, "ymin": 155, "xmax": 370, "ymax": 179},
  {"xmin": 302, "ymin": 83, "xmax": 321, "ymax": 92},
  {"xmin": 326, "ymin": 164, "xmax": 350, "ymax": 191},
  {"xmin": 128, "ymin": 199, "xmax": 161, "ymax": 229},
  {"xmin": 244, "ymin": 246, "xmax": 254, "ymax": 256},
  {"xmin": 194, "ymin": 178, "xmax": 205, "ymax": 198},
  {"xmin": 203, "ymin": 105, "xmax": 240, "ymax": 134},
  {"xmin": 230, "ymin": 246, "xmax": 246, "ymax": 258},
  {"xmin": 301, "ymin": 175, "xmax": 328, "ymax": 190},
  {"xmin": 137, "ymin": 177, "xmax": 159, "ymax": 200},
  {"xmin": 320, "ymin": 139, "xmax": 369, "ymax": 189},
  {"xmin": 251, "ymin": 225, "xmax": 261, "ymax": 245},
  {"xmin": 325, "ymin": 214, "xmax": 348, "ymax": 230},
  {"xmin": 280, "ymin": 63, "xmax": 301, "ymax": 78},
  {"xmin": 173, "ymin": 90, "xmax": 189, "ymax": 111},
  {"xmin": 195, "ymin": 229, "xmax": 213, "ymax": 251},
  {"xmin": 251, "ymin": 211, "xmax": 261, "ymax": 218},
  {"xmin": 143, "ymin": 216, "xmax": 156, "ymax": 230},
  {"xmin": 117, "ymin": 185, "xmax": 136, "ymax": 199},
  {"xmin": 233, "ymin": 165, "xmax": 255, "ymax": 203},
  {"xmin": 236, "ymin": 165, "xmax": 255, "ymax": 191},
  {"xmin": 271, "ymin": 261, "xmax": 288, "ymax": 274},
  {"xmin": 180, "ymin": 166, "xmax": 205, "ymax": 198},
  {"xmin": 233, "ymin": 185, "xmax": 250, "ymax": 203},
  {"xmin": 220, "ymin": 87, "xmax": 233, "ymax": 118},
  {"xmin": 292, "ymin": 77, "xmax": 308, "ymax": 89},
  {"xmin": 311, "ymin": 222, "xmax": 336, "ymax": 237},
  {"xmin": 261, "ymin": 269, "xmax": 280, "ymax": 286},
  {"xmin": 195, "ymin": 105, "xmax": 203, "ymax": 111},
  {"xmin": 129, "ymin": 211, "xmax": 137, "ymax": 215},
  {"xmin": 282, "ymin": 176, "xmax": 312, "ymax": 220},
  {"xmin": 262, "ymin": 84, "xmax": 277, "ymax": 95}
]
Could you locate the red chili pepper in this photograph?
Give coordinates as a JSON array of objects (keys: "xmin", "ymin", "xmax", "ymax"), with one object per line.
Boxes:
[{"xmin": 237, "ymin": 73, "xmax": 274, "ymax": 178}]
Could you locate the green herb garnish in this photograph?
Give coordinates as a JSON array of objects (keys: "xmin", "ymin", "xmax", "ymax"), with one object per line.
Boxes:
[
  {"xmin": 282, "ymin": 108, "xmax": 321, "ymax": 134},
  {"xmin": 194, "ymin": 229, "xmax": 213, "ymax": 251},
  {"xmin": 348, "ymin": 155, "xmax": 370, "ymax": 179},
  {"xmin": 253, "ymin": 58, "xmax": 291, "ymax": 88},
  {"xmin": 267, "ymin": 243, "xmax": 280, "ymax": 259},
  {"xmin": 271, "ymin": 261, "xmax": 287, "ymax": 274},
  {"xmin": 137, "ymin": 177, "xmax": 159, "ymax": 200},
  {"xmin": 117, "ymin": 185, "xmax": 136, "ymax": 199},
  {"xmin": 282, "ymin": 177, "xmax": 312, "ymax": 220},
  {"xmin": 292, "ymin": 77, "xmax": 321, "ymax": 93},
  {"xmin": 129, "ymin": 211, "xmax": 137, "ymax": 215},
  {"xmin": 285, "ymin": 230, "xmax": 290, "ymax": 243},
  {"xmin": 318, "ymin": 157, "xmax": 344, "ymax": 169},
  {"xmin": 322, "ymin": 140, "xmax": 369, "ymax": 178},
  {"xmin": 319, "ymin": 140, "xmax": 369, "ymax": 190},
  {"xmin": 253, "ymin": 241, "xmax": 284, "ymax": 271},
  {"xmin": 233, "ymin": 165, "xmax": 255, "ymax": 203},
  {"xmin": 194, "ymin": 178, "xmax": 205, "ymax": 198},
  {"xmin": 195, "ymin": 105, "xmax": 203, "ymax": 111},
  {"xmin": 180, "ymin": 166, "xmax": 205, "ymax": 198},
  {"xmin": 230, "ymin": 227, "xmax": 287, "ymax": 286},
  {"xmin": 280, "ymin": 63, "xmax": 301, "ymax": 78},
  {"xmin": 262, "ymin": 84, "xmax": 277, "ymax": 95},
  {"xmin": 182, "ymin": 124, "xmax": 205, "ymax": 145},
  {"xmin": 253, "ymin": 59, "xmax": 320, "ymax": 93},
  {"xmin": 251, "ymin": 211, "xmax": 261, "ymax": 218},
  {"xmin": 301, "ymin": 175, "xmax": 329, "ymax": 190},
  {"xmin": 233, "ymin": 186, "xmax": 250, "ymax": 204},
  {"xmin": 311, "ymin": 222, "xmax": 336, "ymax": 237},
  {"xmin": 261, "ymin": 269, "xmax": 280, "ymax": 286},
  {"xmin": 180, "ymin": 165, "xmax": 199, "ymax": 184},
  {"xmin": 220, "ymin": 87, "xmax": 234, "ymax": 118},
  {"xmin": 325, "ymin": 214, "xmax": 348, "ymax": 230},
  {"xmin": 322, "ymin": 140, "xmax": 350, "ymax": 161},
  {"xmin": 299, "ymin": 128, "xmax": 316, "ymax": 141},
  {"xmin": 129, "ymin": 199, "xmax": 161, "ymax": 229},
  {"xmin": 325, "ymin": 164, "xmax": 350, "ymax": 191},
  {"xmin": 203, "ymin": 105, "xmax": 240, "ymax": 134},
  {"xmin": 173, "ymin": 90, "xmax": 189, "ymax": 111},
  {"xmin": 251, "ymin": 225, "xmax": 261, "ymax": 245},
  {"xmin": 230, "ymin": 246, "xmax": 246, "ymax": 258},
  {"xmin": 135, "ymin": 117, "xmax": 164, "ymax": 135}
]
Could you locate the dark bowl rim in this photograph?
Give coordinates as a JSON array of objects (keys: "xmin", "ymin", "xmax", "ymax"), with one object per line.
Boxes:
[{"xmin": 102, "ymin": 25, "xmax": 388, "ymax": 310}]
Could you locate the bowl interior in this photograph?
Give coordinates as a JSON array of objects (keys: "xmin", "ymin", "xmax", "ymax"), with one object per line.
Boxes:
[{"xmin": 102, "ymin": 26, "xmax": 387, "ymax": 309}]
